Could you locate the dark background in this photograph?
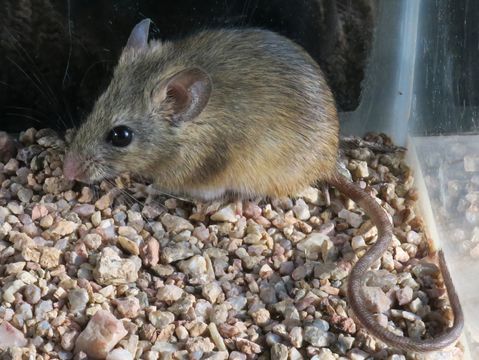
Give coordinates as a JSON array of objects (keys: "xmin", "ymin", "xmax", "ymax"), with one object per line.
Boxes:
[
  {"xmin": 0, "ymin": 0, "xmax": 375, "ymax": 133},
  {"xmin": 411, "ymin": 0, "xmax": 479, "ymax": 136}
]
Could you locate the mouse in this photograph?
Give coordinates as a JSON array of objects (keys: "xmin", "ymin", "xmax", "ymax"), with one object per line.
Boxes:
[{"xmin": 62, "ymin": 19, "xmax": 464, "ymax": 352}]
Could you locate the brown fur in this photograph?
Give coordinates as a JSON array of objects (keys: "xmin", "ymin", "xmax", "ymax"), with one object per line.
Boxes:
[{"xmin": 67, "ymin": 28, "xmax": 339, "ymax": 200}]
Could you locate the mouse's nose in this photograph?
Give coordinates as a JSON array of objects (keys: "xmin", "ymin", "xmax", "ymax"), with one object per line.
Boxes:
[{"xmin": 63, "ymin": 153, "xmax": 81, "ymax": 181}]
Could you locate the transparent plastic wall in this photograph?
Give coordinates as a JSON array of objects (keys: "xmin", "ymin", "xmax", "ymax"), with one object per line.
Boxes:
[
  {"xmin": 340, "ymin": 0, "xmax": 479, "ymax": 356},
  {"xmin": 340, "ymin": 0, "xmax": 419, "ymax": 146}
]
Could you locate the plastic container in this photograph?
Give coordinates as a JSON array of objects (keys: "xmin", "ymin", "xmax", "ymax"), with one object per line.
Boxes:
[
  {"xmin": 409, "ymin": 136, "xmax": 476, "ymax": 358},
  {"xmin": 340, "ymin": 0, "xmax": 479, "ymax": 356}
]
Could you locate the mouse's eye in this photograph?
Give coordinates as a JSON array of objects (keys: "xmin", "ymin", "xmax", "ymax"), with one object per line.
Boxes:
[{"xmin": 106, "ymin": 126, "xmax": 134, "ymax": 147}]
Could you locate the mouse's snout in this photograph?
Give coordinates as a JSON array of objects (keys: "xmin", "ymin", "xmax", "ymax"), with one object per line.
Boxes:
[{"xmin": 63, "ymin": 153, "xmax": 83, "ymax": 181}]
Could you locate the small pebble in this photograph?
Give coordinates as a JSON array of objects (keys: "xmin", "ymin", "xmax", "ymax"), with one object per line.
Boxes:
[
  {"xmin": 149, "ymin": 310, "xmax": 175, "ymax": 328},
  {"xmin": 40, "ymin": 247, "xmax": 62, "ymax": 269},
  {"xmin": 75, "ymin": 310, "xmax": 127, "ymax": 358},
  {"xmin": 179, "ymin": 255, "xmax": 208, "ymax": 279},
  {"xmin": 156, "ymin": 285, "xmax": 184, "ymax": 302},
  {"xmin": 396, "ymin": 286, "xmax": 414, "ymax": 305},
  {"xmin": 7, "ymin": 201, "xmax": 23, "ymax": 215},
  {"xmin": 161, "ymin": 243, "xmax": 195, "ymax": 263},
  {"xmin": 73, "ymin": 204, "xmax": 96, "ymax": 218},
  {"xmin": 83, "ymin": 233, "xmax": 103, "ymax": 249},
  {"xmin": 92, "ymin": 211, "xmax": 102, "ymax": 226},
  {"xmin": 0, "ymin": 322, "xmax": 27, "ymax": 349},
  {"xmin": 351, "ymin": 235, "xmax": 366, "ymax": 251},
  {"xmin": 161, "ymin": 213, "xmax": 194, "ymax": 233},
  {"xmin": 118, "ymin": 236, "xmax": 140, "ymax": 255},
  {"xmin": 115, "ymin": 296, "xmax": 141, "ymax": 318},
  {"xmin": 271, "ymin": 343, "xmax": 288, "ymax": 360},
  {"xmin": 210, "ymin": 204, "xmax": 238, "ymax": 223},
  {"xmin": 93, "ymin": 247, "xmax": 139, "ymax": 285},
  {"xmin": 17, "ymin": 188, "xmax": 33, "ymax": 203},
  {"xmin": 141, "ymin": 237, "xmax": 160, "ymax": 266},
  {"xmin": 362, "ymin": 287, "xmax": 392, "ymax": 313},
  {"xmin": 290, "ymin": 326, "xmax": 303, "ymax": 348},
  {"xmin": 202, "ymin": 281, "xmax": 223, "ymax": 303},
  {"xmin": 338, "ymin": 209, "xmax": 363, "ymax": 228},
  {"xmin": 68, "ymin": 288, "xmax": 89, "ymax": 313},
  {"xmin": 24, "ymin": 284, "xmax": 42, "ymax": 304},
  {"xmin": 50, "ymin": 220, "xmax": 78, "ymax": 237},
  {"xmin": 106, "ymin": 349, "xmax": 133, "ymax": 360},
  {"xmin": 303, "ymin": 326, "xmax": 333, "ymax": 347},
  {"xmin": 297, "ymin": 233, "xmax": 329, "ymax": 260},
  {"xmin": 293, "ymin": 199, "xmax": 310, "ymax": 221}
]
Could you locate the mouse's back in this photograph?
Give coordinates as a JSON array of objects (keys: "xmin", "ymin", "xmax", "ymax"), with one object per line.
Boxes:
[{"xmin": 65, "ymin": 20, "xmax": 339, "ymax": 200}]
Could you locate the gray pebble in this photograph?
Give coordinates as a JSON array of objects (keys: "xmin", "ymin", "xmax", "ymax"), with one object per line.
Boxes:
[
  {"xmin": 68, "ymin": 288, "xmax": 89, "ymax": 314},
  {"xmin": 17, "ymin": 188, "xmax": 33, "ymax": 203},
  {"xmin": 35, "ymin": 300, "xmax": 53, "ymax": 321},
  {"xmin": 23, "ymin": 284, "xmax": 41, "ymax": 304},
  {"xmin": 271, "ymin": 343, "xmax": 288, "ymax": 360},
  {"xmin": 303, "ymin": 326, "xmax": 334, "ymax": 347}
]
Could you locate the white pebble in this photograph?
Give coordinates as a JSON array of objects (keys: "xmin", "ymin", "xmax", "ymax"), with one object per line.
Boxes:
[
  {"xmin": 75, "ymin": 310, "xmax": 127, "ymax": 359},
  {"xmin": 338, "ymin": 209, "xmax": 363, "ymax": 228},
  {"xmin": 292, "ymin": 199, "xmax": 310, "ymax": 221},
  {"xmin": 351, "ymin": 236, "xmax": 366, "ymax": 251},
  {"xmin": 93, "ymin": 247, "xmax": 139, "ymax": 285},
  {"xmin": 210, "ymin": 204, "xmax": 238, "ymax": 223},
  {"xmin": 0, "ymin": 322, "xmax": 27, "ymax": 349},
  {"xmin": 106, "ymin": 348, "xmax": 133, "ymax": 360},
  {"xmin": 297, "ymin": 233, "xmax": 330, "ymax": 260}
]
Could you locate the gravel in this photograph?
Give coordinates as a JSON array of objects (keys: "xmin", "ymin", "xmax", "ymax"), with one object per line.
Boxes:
[{"xmin": 0, "ymin": 129, "xmax": 463, "ymax": 359}]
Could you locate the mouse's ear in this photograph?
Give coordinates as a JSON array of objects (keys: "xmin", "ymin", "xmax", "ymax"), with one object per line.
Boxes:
[
  {"xmin": 125, "ymin": 18, "xmax": 151, "ymax": 51},
  {"xmin": 152, "ymin": 68, "xmax": 212, "ymax": 123}
]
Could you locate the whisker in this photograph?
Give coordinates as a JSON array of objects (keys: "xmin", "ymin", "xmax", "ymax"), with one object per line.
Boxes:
[
  {"xmin": 6, "ymin": 105, "xmax": 47, "ymax": 115},
  {"xmin": 6, "ymin": 56, "xmax": 69, "ymax": 131},
  {"xmin": 60, "ymin": 93, "xmax": 76, "ymax": 129},
  {"xmin": 79, "ymin": 60, "xmax": 112, "ymax": 89},
  {"xmin": 5, "ymin": 112, "xmax": 43, "ymax": 124},
  {"xmin": 4, "ymin": 28, "xmax": 70, "ymax": 130},
  {"xmin": 62, "ymin": 0, "xmax": 73, "ymax": 89},
  {"xmin": 101, "ymin": 176, "xmax": 164, "ymax": 228},
  {"xmin": 4, "ymin": 28, "xmax": 62, "ymax": 105},
  {"xmin": 61, "ymin": 0, "xmax": 76, "ymax": 130},
  {"xmin": 152, "ymin": 188, "xmax": 191, "ymax": 203},
  {"xmin": 6, "ymin": 56, "xmax": 55, "ymax": 108},
  {"xmin": 134, "ymin": 174, "xmax": 192, "ymax": 203}
]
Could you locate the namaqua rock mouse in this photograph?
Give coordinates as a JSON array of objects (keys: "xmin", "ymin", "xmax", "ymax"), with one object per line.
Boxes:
[{"xmin": 63, "ymin": 19, "xmax": 463, "ymax": 352}]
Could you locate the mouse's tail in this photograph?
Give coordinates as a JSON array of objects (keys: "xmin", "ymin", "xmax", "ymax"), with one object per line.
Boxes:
[{"xmin": 329, "ymin": 174, "xmax": 464, "ymax": 353}]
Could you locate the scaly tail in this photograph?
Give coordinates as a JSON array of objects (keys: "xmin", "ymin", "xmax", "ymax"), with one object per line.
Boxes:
[{"xmin": 330, "ymin": 174, "xmax": 464, "ymax": 352}]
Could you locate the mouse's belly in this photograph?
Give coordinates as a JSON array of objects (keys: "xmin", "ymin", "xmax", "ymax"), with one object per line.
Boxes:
[{"xmin": 171, "ymin": 163, "xmax": 326, "ymax": 201}]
